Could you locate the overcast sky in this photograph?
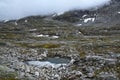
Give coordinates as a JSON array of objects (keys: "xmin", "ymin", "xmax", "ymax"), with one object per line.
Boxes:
[{"xmin": 0, "ymin": 0, "xmax": 111, "ymax": 20}]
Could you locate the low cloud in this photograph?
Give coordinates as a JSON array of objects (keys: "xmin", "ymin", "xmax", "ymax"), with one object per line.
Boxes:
[{"xmin": 0, "ymin": 0, "xmax": 111, "ymax": 20}]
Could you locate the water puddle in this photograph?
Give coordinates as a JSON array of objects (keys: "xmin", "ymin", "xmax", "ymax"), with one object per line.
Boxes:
[
  {"xmin": 46, "ymin": 57, "xmax": 70, "ymax": 64},
  {"xmin": 26, "ymin": 57, "xmax": 70, "ymax": 68}
]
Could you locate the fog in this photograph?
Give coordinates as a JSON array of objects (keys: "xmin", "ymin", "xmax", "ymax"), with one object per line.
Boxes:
[{"xmin": 0, "ymin": 0, "xmax": 111, "ymax": 20}]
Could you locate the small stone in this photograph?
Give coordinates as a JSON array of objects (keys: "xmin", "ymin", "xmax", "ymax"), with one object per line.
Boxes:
[
  {"xmin": 54, "ymin": 74, "xmax": 60, "ymax": 78},
  {"xmin": 69, "ymin": 59, "xmax": 75, "ymax": 64},
  {"xmin": 35, "ymin": 71, "xmax": 39, "ymax": 77},
  {"xmin": 87, "ymin": 72, "xmax": 95, "ymax": 78},
  {"xmin": 24, "ymin": 73, "xmax": 30, "ymax": 77},
  {"xmin": 25, "ymin": 65, "xmax": 30, "ymax": 73},
  {"xmin": 76, "ymin": 71, "xmax": 83, "ymax": 76}
]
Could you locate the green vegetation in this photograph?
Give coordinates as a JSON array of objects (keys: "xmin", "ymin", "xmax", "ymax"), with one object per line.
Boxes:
[
  {"xmin": 15, "ymin": 42, "xmax": 61, "ymax": 49},
  {"xmin": 0, "ymin": 33, "xmax": 22, "ymax": 39},
  {"xmin": 0, "ymin": 74, "xmax": 18, "ymax": 80},
  {"xmin": 0, "ymin": 66, "xmax": 18, "ymax": 80}
]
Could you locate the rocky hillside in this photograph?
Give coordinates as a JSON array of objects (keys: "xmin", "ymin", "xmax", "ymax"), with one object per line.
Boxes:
[
  {"xmin": 53, "ymin": 0, "xmax": 120, "ymax": 26},
  {"xmin": 0, "ymin": 0, "xmax": 120, "ymax": 80}
]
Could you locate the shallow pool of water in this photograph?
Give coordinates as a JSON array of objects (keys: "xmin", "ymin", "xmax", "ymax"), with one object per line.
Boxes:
[
  {"xmin": 46, "ymin": 57, "xmax": 70, "ymax": 64},
  {"xmin": 26, "ymin": 57, "xmax": 70, "ymax": 68}
]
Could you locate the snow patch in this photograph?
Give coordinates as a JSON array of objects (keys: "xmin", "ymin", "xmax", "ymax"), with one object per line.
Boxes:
[
  {"xmin": 35, "ymin": 34, "xmax": 49, "ymax": 37},
  {"xmin": 51, "ymin": 36, "xmax": 59, "ymax": 39},
  {"xmin": 118, "ymin": 12, "xmax": 120, "ymax": 14},
  {"xmin": 4, "ymin": 20, "xmax": 9, "ymax": 23},
  {"xmin": 76, "ymin": 24, "xmax": 82, "ymax": 26},
  {"xmin": 15, "ymin": 21, "xmax": 18, "ymax": 25},
  {"xmin": 52, "ymin": 12, "xmax": 64, "ymax": 17},
  {"xmin": 82, "ymin": 15, "xmax": 87, "ymax": 18},
  {"xmin": 24, "ymin": 20, "xmax": 28, "ymax": 23},
  {"xmin": 33, "ymin": 34, "xmax": 59, "ymax": 39},
  {"xmin": 84, "ymin": 18, "xmax": 95, "ymax": 23},
  {"xmin": 56, "ymin": 12, "xmax": 64, "ymax": 16},
  {"xmin": 29, "ymin": 29, "xmax": 37, "ymax": 31}
]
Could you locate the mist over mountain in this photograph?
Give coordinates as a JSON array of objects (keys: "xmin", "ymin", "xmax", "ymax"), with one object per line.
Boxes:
[{"xmin": 0, "ymin": 0, "xmax": 110, "ymax": 20}]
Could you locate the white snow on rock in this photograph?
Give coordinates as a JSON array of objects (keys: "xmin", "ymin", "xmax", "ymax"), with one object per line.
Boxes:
[
  {"xmin": 4, "ymin": 20, "xmax": 9, "ymax": 23},
  {"xmin": 33, "ymin": 34, "xmax": 59, "ymax": 39},
  {"xmin": 82, "ymin": 15, "xmax": 87, "ymax": 18},
  {"xmin": 51, "ymin": 36, "xmax": 59, "ymax": 39},
  {"xmin": 27, "ymin": 61, "xmax": 67, "ymax": 68},
  {"xmin": 76, "ymin": 24, "xmax": 82, "ymax": 26},
  {"xmin": 35, "ymin": 34, "xmax": 49, "ymax": 37},
  {"xmin": 15, "ymin": 21, "xmax": 18, "ymax": 25},
  {"xmin": 118, "ymin": 12, "xmax": 120, "ymax": 14},
  {"xmin": 84, "ymin": 18, "xmax": 95, "ymax": 23},
  {"xmin": 25, "ymin": 20, "xmax": 28, "ymax": 23},
  {"xmin": 57, "ymin": 12, "xmax": 64, "ymax": 16},
  {"xmin": 52, "ymin": 12, "xmax": 64, "ymax": 17},
  {"xmin": 29, "ymin": 29, "xmax": 37, "ymax": 31},
  {"xmin": 52, "ymin": 14, "xmax": 57, "ymax": 17}
]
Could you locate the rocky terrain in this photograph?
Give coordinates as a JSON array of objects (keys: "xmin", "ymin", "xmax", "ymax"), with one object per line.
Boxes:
[{"xmin": 0, "ymin": 0, "xmax": 120, "ymax": 80}]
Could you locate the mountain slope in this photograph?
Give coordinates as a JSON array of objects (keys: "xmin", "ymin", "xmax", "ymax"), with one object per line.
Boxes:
[{"xmin": 53, "ymin": 0, "xmax": 120, "ymax": 27}]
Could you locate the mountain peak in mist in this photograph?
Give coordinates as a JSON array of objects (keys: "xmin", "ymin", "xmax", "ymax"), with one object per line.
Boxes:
[{"xmin": 0, "ymin": 0, "xmax": 111, "ymax": 20}]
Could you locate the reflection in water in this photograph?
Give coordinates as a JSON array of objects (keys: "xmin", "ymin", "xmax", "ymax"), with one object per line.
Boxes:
[{"xmin": 27, "ymin": 57, "xmax": 70, "ymax": 68}]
